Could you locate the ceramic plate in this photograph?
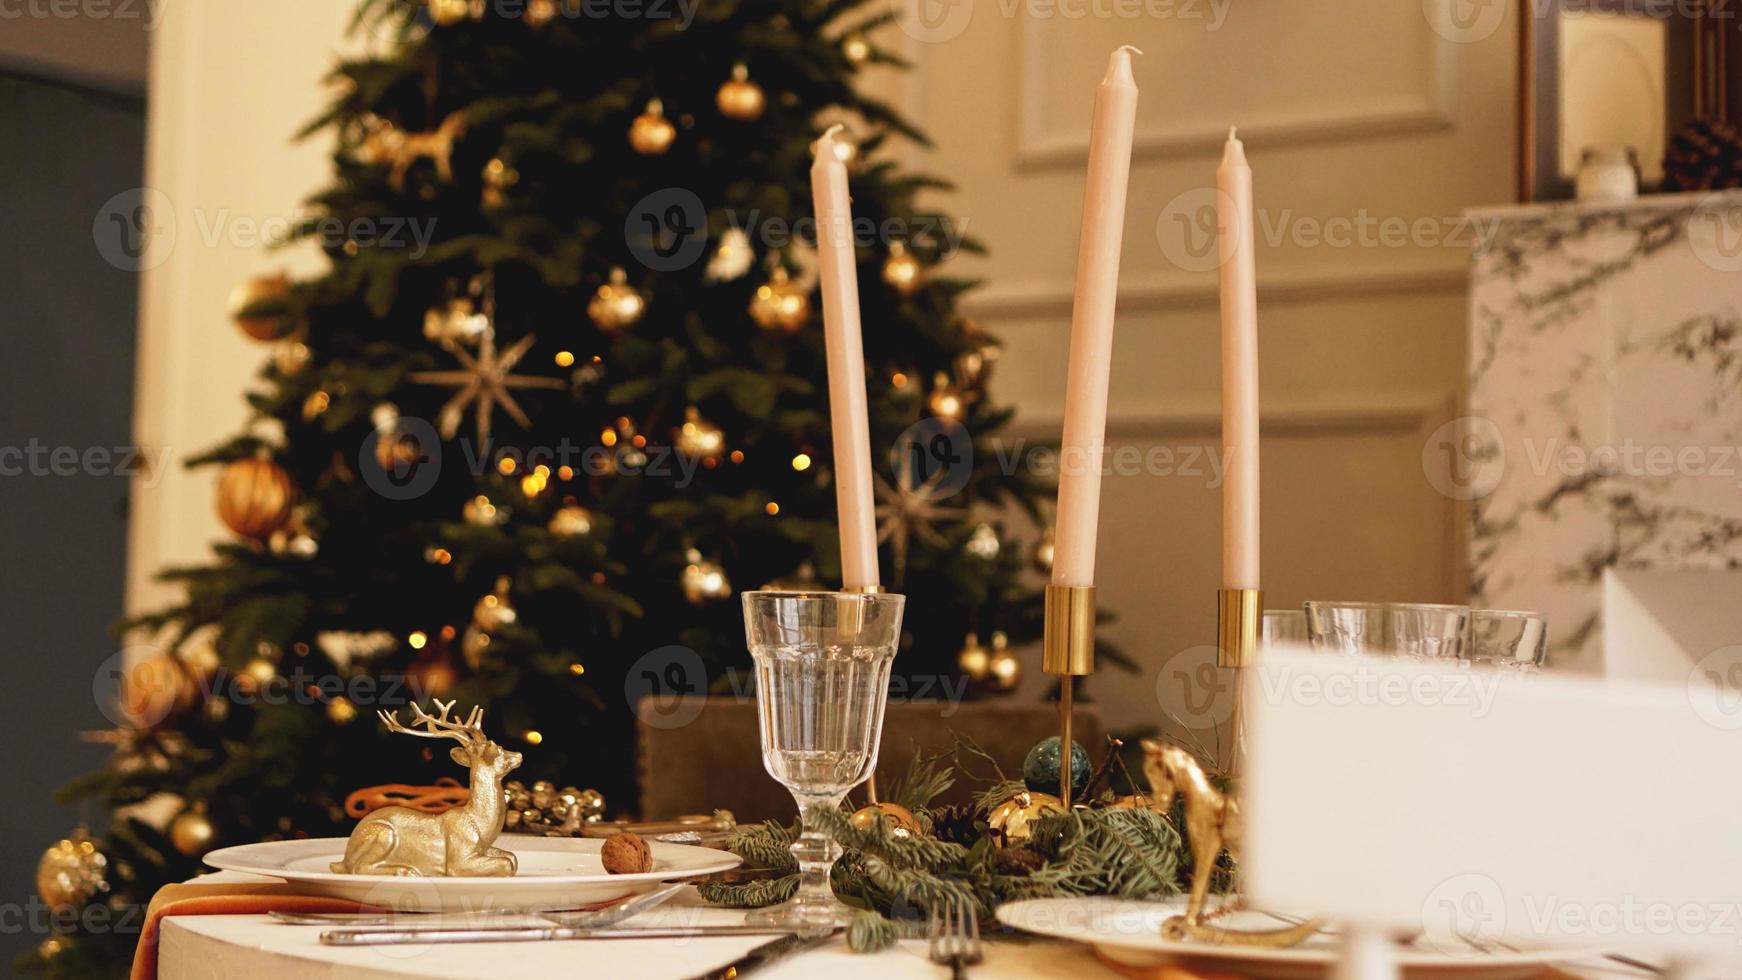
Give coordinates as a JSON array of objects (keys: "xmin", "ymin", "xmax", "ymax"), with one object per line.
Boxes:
[
  {"xmin": 204, "ymin": 834, "xmax": 741, "ymax": 913},
  {"xmin": 996, "ymin": 897, "xmax": 1604, "ymax": 980}
]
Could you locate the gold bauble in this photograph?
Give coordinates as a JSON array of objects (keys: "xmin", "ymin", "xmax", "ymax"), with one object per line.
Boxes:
[
  {"xmin": 588, "ymin": 267, "xmax": 646, "ymax": 333},
  {"xmin": 471, "ymin": 576, "xmax": 517, "ymax": 632},
  {"xmin": 327, "ymin": 697, "xmax": 358, "ymax": 724},
  {"xmin": 423, "ymin": 297, "xmax": 490, "ymax": 346},
  {"xmin": 120, "ymin": 654, "xmax": 197, "ymax": 729},
  {"xmin": 986, "ymin": 631, "xmax": 1021, "ymax": 692},
  {"xmin": 35, "ymin": 830, "xmax": 108, "ymax": 909},
  {"xmin": 170, "ymin": 806, "xmax": 217, "ymax": 857},
  {"xmin": 715, "ymin": 64, "xmax": 765, "ymax": 121},
  {"xmin": 842, "ymin": 33, "xmax": 872, "ymax": 65},
  {"xmin": 956, "ymin": 633, "xmax": 990, "ymax": 682},
  {"xmin": 216, "ymin": 457, "xmax": 296, "ymax": 541},
  {"xmin": 37, "ymin": 938, "xmax": 66, "ymax": 960},
  {"xmin": 481, "ymin": 157, "xmax": 519, "ymax": 209},
  {"xmin": 849, "ymin": 801, "xmax": 921, "ymax": 839},
  {"xmin": 628, "ymin": 99, "xmax": 676, "ymax": 156},
  {"xmin": 524, "ymin": 0, "xmax": 559, "ymax": 26},
  {"xmin": 274, "ymin": 339, "xmax": 311, "ymax": 376},
  {"xmin": 179, "ymin": 636, "xmax": 222, "ymax": 684},
  {"xmin": 680, "ymin": 549, "xmax": 732, "ymax": 605},
  {"xmin": 882, "ymin": 242, "xmax": 923, "ymax": 296},
  {"xmin": 676, "ymin": 406, "xmax": 725, "ymax": 459},
  {"xmin": 428, "ymin": 0, "xmax": 471, "ymax": 25},
  {"xmin": 548, "ymin": 504, "xmax": 594, "ymax": 537},
  {"xmin": 748, "ymin": 267, "xmax": 810, "ymax": 333},
  {"xmin": 987, "ymin": 790, "xmax": 1064, "ymax": 845},
  {"xmin": 928, "ymin": 374, "xmax": 967, "ymax": 422},
  {"xmin": 228, "ymin": 272, "xmax": 297, "ymax": 342},
  {"xmin": 1030, "ymin": 527, "xmax": 1056, "ymax": 576}
]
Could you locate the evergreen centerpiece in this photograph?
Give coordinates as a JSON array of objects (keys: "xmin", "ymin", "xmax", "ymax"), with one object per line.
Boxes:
[{"xmin": 34, "ymin": 0, "xmax": 1088, "ymax": 973}]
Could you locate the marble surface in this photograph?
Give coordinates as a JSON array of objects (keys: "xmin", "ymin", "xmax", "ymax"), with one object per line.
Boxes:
[{"xmin": 1468, "ymin": 190, "xmax": 1742, "ymax": 671}]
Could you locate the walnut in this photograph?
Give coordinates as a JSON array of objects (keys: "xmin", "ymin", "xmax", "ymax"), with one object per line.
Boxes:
[{"xmin": 600, "ymin": 832, "xmax": 653, "ymax": 874}]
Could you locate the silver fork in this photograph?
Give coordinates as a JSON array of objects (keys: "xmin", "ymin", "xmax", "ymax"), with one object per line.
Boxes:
[{"xmin": 927, "ymin": 899, "xmax": 983, "ymax": 979}]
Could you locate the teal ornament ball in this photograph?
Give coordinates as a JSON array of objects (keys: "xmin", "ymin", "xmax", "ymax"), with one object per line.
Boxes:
[{"xmin": 1022, "ymin": 736, "xmax": 1091, "ymax": 799}]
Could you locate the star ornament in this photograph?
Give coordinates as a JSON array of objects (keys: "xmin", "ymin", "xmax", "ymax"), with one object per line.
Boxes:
[
  {"xmin": 874, "ymin": 467, "xmax": 966, "ymax": 588},
  {"xmin": 410, "ymin": 331, "xmax": 565, "ymax": 445}
]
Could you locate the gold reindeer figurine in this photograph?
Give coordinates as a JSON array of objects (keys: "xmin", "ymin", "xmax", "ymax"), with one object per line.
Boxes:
[
  {"xmin": 332, "ymin": 701, "xmax": 523, "ymax": 877},
  {"xmin": 1141, "ymin": 738, "xmax": 1321, "ymax": 947}
]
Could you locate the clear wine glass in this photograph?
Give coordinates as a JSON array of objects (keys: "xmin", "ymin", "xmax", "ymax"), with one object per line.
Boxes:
[{"xmin": 741, "ymin": 590, "xmax": 905, "ymax": 929}]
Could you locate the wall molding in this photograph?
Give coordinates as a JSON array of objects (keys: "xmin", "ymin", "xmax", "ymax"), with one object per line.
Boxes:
[
  {"xmin": 1014, "ymin": 5, "xmax": 1462, "ymax": 170},
  {"xmin": 963, "ymin": 260, "xmax": 1469, "ymax": 320}
]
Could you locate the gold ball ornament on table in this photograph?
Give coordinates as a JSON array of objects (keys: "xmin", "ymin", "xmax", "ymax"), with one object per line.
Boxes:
[
  {"xmin": 548, "ymin": 504, "xmax": 594, "ymax": 537},
  {"xmin": 986, "ymin": 631, "xmax": 1022, "ymax": 692},
  {"xmin": 216, "ymin": 456, "xmax": 297, "ymax": 542},
  {"xmin": 715, "ymin": 63, "xmax": 766, "ymax": 121},
  {"xmin": 849, "ymin": 801, "xmax": 922, "ymax": 840},
  {"xmin": 676, "ymin": 406, "xmax": 725, "ymax": 459},
  {"xmin": 882, "ymin": 241, "xmax": 923, "ymax": 296},
  {"xmin": 588, "ymin": 268, "xmax": 646, "ymax": 333},
  {"xmin": 170, "ymin": 805, "xmax": 217, "ymax": 857},
  {"xmin": 628, "ymin": 99, "xmax": 676, "ymax": 156},
  {"xmin": 748, "ymin": 266, "xmax": 810, "ymax": 333},
  {"xmin": 35, "ymin": 830, "xmax": 109, "ymax": 909},
  {"xmin": 228, "ymin": 272, "xmax": 297, "ymax": 342},
  {"xmin": 680, "ymin": 549, "xmax": 732, "ymax": 605},
  {"xmin": 956, "ymin": 632, "xmax": 991, "ymax": 683},
  {"xmin": 987, "ymin": 789, "xmax": 1065, "ymax": 845}
]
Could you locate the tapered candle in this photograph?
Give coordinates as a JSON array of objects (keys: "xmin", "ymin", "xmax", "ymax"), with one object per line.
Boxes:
[
  {"xmin": 812, "ymin": 125, "xmax": 880, "ymax": 590},
  {"xmin": 1217, "ymin": 128, "xmax": 1260, "ymax": 589},
  {"xmin": 1052, "ymin": 46, "xmax": 1140, "ymax": 588}
]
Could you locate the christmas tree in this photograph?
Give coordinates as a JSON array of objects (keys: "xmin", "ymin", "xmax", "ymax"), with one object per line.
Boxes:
[{"xmin": 34, "ymin": 0, "xmax": 1066, "ymax": 972}]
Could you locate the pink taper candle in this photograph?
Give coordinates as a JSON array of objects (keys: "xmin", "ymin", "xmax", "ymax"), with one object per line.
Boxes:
[
  {"xmin": 1217, "ymin": 128, "xmax": 1260, "ymax": 589},
  {"xmin": 1052, "ymin": 46, "xmax": 1141, "ymax": 588},
  {"xmin": 812, "ymin": 125, "xmax": 880, "ymax": 590}
]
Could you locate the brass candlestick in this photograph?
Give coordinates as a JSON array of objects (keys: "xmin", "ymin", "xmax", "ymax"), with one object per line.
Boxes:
[
  {"xmin": 1216, "ymin": 587, "xmax": 1261, "ymax": 778},
  {"xmin": 1042, "ymin": 584, "xmax": 1096, "ymax": 801}
]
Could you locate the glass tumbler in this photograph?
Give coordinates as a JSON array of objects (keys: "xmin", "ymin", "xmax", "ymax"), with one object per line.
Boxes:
[
  {"xmin": 1261, "ymin": 609, "xmax": 1309, "ymax": 646},
  {"xmin": 741, "ymin": 590, "xmax": 905, "ymax": 929},
  {"xmin": 1304, "ymin": 601, "xmax": 1471, "ymax": 660},
  {"xmin": 1468, "ymin": 609, "xmax": 1548, "ymax": 672}
]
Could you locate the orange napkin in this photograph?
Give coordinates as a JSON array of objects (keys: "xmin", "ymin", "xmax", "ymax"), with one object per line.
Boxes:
[{"xmin": 129, "ymin": 880, "xmax": 366, "ymax": 980}]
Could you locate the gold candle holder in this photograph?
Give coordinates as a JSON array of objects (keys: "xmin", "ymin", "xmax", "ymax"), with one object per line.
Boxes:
[
  {"xmin": 1217, "ymin": 587, "xmax": 1262, "ymax": 668},
  {"xmin": 1042, "ymin": 584, "xmax": 1096, "ymax": 802}
]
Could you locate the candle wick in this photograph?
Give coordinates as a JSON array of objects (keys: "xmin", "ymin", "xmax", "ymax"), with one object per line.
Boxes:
[
  {"xmin": 1117, "ymin": 44, "xmax": 1143, "ymax": 57},
  {"xmin": 821, "ymin": 123, "xmax": 845, "ymax": 141},
  {"xmin": 1228, "ymin": 125, "xmax": 1238, "ymax": 141}
]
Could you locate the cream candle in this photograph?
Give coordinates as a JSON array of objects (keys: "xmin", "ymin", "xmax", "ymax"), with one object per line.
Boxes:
[
  {"xmin": 812, "ymin": 125, "xmax": 880, "ymax": 590},
  {"xmin": 1217, "ymin": 128, "xmax": 1260, "ymax": 590},
  {"xmin": 1051, "ymin": 46, "xmax": 1140, "ymax": 588}
]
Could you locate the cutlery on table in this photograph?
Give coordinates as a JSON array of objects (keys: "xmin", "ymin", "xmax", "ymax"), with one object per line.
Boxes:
[
  {"xmin": 927, "ymin": 899, "xmax": 983, "ymax": 980},
  {"xmin": 280, "ymin": 880, "xmax": 685, "ymax": 929},
  {"xmin": 321, "ymin": 923, "xmax": 798, "ymax": 946},
  {"xmin": 682, "ymin": 929, "xmax": 839, "ymax": 980}
]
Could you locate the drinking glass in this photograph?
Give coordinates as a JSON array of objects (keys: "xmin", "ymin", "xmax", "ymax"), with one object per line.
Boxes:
[
  {"xmin": 1261, "ymin": 609, "xmax": 1308, "ymax": 646},
  {"xmin": 1468, "ymin": 609, "xmax": 1548, "ymax": 672},
  {"xmin": 1303, "ymin": 601, "xmax": 1471, "ymax": 660},
  {"xmin": 741, "ymin": 590, "xmax": 905, "ymax": 929}
]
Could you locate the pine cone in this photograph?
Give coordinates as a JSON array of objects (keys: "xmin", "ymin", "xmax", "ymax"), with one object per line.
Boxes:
[
  {"xmin": 1662, "ymin": 119, "xmax": 1742, "ymax": 192},
  {"xmin": 993, "ymin": 846, "xmax": 1047, "ymax": 876}
]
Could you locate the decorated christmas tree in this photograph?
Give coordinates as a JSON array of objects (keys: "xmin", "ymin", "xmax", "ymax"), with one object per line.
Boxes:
[{"xmin": 34, "ymin": 0, "xmax": 1068, "ymax": 972}]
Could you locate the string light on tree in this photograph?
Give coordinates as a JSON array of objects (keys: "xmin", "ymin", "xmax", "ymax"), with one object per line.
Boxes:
[
  {"xmin": 956, "ymin": 632, "xmax": 990, "ymax": 683},
  {"xmin": 842, "ymin": 33, "xmax": 872, "ymax": 65},
  {"xmin": 705, "ymin": 228, "xmax": 754, "ymax": 282},
  {"xmin": 927, "ymin": 371, "xmax": 967, "ymax": 422},
  {"xmin": 748, "ymin": 266, "xmax": 810, "ymax": 333},
  {"xmin": 986, "ymin": 631, "xmax": 1021, "ymax": 692},
  {"xmin": 715, "ymin": 63, "xmax": 765, "ymax": 120},
  {"xmin": 463, "ymin": 494, "xmax": 507, "ymax": 526},
  {"xmin": 428, "ymin": 0, "xmax": 471, "ymax": 25},
  {"xmin": 680, "ymin": 549, "xmax": 732, "ymax": 605},
  {"xmin": 480, "ymin": 157, "xmax": 519, "ymax": 209},
  {"xmin": 882, "ymin": 241, "xmax": 923, "ymax": 296},
  {"xmin": 463, "ymin": 576, "xmax": 517, "ymax": 668},
  {"xmin": 274, "ymin": 339, "xmax": 311, "ymax": 375},
  {"xmin": 548, "ymin": 503, "xmax": 593, "ymax": 537},
  {"xmin": 676, "ymin": 406, "xmax": 726, "ymax": 459},
  {"xmin": 965, "ymin": 522, "xmax": 1001, "ymax": 560},
  {"xmin": 588, "ymin": 268, "xmax": 646, "ymax": 333},
  {"xmin": 524, "ymin": 0, "xmax": 559, "ymax": 27},
  {"xmin": 628, "ymin": 99, "xmax": 676, "ymax": 156}
]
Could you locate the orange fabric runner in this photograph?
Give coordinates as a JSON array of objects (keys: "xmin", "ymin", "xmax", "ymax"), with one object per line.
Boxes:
[{"xmin": 129, "ymin": 880, "xmax": 366, "ymax": 980}]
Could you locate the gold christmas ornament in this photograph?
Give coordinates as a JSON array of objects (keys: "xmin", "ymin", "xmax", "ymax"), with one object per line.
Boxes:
[
  {"xmin": 428, "ymin": 0, "xmax": 472, "ymax": 25},
  {"xmin": 216, "ymin": 456, "xmax": 296, "ymax": 541},
  {"xmin": 548, "ymin": 504, "xmax": 594, "ymax": 537},
  {"xmin": 588, "ymin": 267, "xmax": 646, "ymax": 333},
  {"xmin": 425, "ymin": 297, "xmax": 490, "ymax": 346},
  {"xmin": 471, "ymin": 576, "xmax": 518, "ymax": 632},
  {"xmin": 411, "ymin": 329, "xmax": 565, "ymax": 445},
  {"xmin": 1030, "ymin": 526, "xmax": 1056, "ymax": 576},
  {"xmin": 628, "ymin": 99, "xmax": 676, "ymax": 156},
  {"xmin": 965, "ymin": 522, "xmax": 1001, "ymax": 560},
  {"xmin": 849, "ymin": 801, "xmax": 921, "ymax": 839},
  {"xmin": 986, "ymin": 631, "xmax": 1022, "ymax": 692},
  {"xmin": 35, "ymin": 830, "xmax": 109, "ymax": 909},
  {"xmin": 748, "ymin": 266, "xmax": 810, "ymax": 333},
  {"xmin": 882, "ymin": 241, "xmax": 923, "ymax": 296},
  {"xmin": 987, "ymin": 790, "xmax": 1064, "ymax": 845},
  {"xmin": 481, "ymin": 157, "xmax": 519, "ymax": 209},
  {"xmin": 676, "ymin": 406, "xmax": 725, "ymax": 459},
  {"xmin": 956, "ymin": 633, "xmax": 991, "ymax": 682},
  {"xmin": 523, "ymin": 0, "xmax": 559, "ymax": 27},
  {"xmin": 274, "ymin": 339, "xmax": 311, "ymax": 375},
  {"xmin": 170, "ymin": 805, "xmax": 217, "ymax": 857},
  {"xmin": 927, "ymin": 372, "xmax": 966, "ymax": 421},
  {"xmin": 386, "ymin": 111, "xmax": 468, "ymax": 193},
  {"xmin": 842, "ymin": 33, "xmax": 872, "ymax": 65},
  {"xmin": 228, "ymin": 272, "xmax": 297, "ymax": 342},
  {"xmin": 715, "ymin": 63, "xmax": 766, "ymax": 121},
  {"xmin": 680, "ymin": 549, "xmax": 732, "ymax": 605}
]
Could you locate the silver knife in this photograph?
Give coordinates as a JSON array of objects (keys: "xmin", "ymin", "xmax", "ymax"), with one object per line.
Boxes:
[
  {"xmin": 683, "ymin": 929, "xmax": 837, "ymax": 980},
  {"xmin": 322, "ymin": 924, "xmax": 796, "ymax": 946},
  {"xmin": 282, "ymin": 881, "xmax": 687, "ymax": 929}
]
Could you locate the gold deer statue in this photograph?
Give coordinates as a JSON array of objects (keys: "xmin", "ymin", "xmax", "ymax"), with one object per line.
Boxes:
[
  {"xmin": 1141, "ymin": 738, "xmax": 1321, "ymax": 947},
  {"xmin": 332, "ymin": 701, "xmax": 523, "ymax": 877}
]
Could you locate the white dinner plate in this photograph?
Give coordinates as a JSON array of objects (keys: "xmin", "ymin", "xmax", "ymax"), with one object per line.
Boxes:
[
  {"xmin": 204, "ymin": 834, "xmax": 741, "ymax": 913},
  {"xmin": 996, "ymin": 897, "xmax": 1604, "ymax": 980}
]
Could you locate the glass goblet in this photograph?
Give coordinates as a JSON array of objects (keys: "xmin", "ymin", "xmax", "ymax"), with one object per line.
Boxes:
[{"xmin": 741, "ymin": 590, "xmax": 905, "ymax": 929}]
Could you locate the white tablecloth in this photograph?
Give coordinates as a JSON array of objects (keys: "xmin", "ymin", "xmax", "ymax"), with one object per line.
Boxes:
[{"xmin": 157, "ymin": 873, "xmax": 1646, "ymax": 980}]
